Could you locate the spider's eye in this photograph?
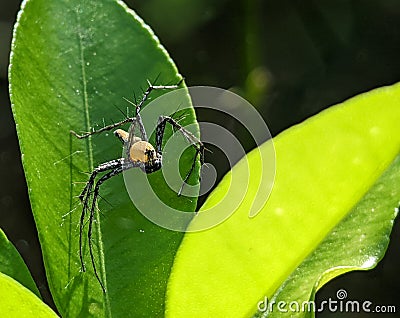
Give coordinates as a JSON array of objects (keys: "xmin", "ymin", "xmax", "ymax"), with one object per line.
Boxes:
[{"xmin": 145, "ymin": 148, "xmax": 155, "ymax": 159}]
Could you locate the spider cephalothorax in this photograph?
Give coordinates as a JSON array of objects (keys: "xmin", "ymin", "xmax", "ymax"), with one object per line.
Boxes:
[{"xmin": 71, "ymin": 80, "xmax": 204, "ymax": 292}]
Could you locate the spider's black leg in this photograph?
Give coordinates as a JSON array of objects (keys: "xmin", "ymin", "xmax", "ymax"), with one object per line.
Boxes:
[
  {"xmin": 70, "ymin": 117, "xmax": 136, "ymax": 139},
  {"xmin": 178, "ymin": 148, "xmax": 204, "ymax": 196},
  {"xmin": 134, "ymin": 111, "xmax": 148, "ymax": 142},
  {"xmin": 136, "ymin": 78, "xmax": 184, "ymax": 114},
  {"xmin": 156, "ymin": 115, "xmax": 204, "ymax": 195},
  {"xmin": 79, "ymin": 159, "xmax": 124, "ymax": 273},
  {"xmin": 131, "ymin": 78, "xmax": 184, "ymax": 142},
  {"xmin": 87, "ymin": 166, "xmax": 122, "ymax": 292},
  {"xmin": 71, "ymin": 78, "xmax": 183, "ymax": 140},
  {"xmin": 86, "ymin": 160, "xmax": 137, "ymax": 292}
]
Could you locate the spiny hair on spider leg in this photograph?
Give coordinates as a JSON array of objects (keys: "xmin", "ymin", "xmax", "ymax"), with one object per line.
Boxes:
[
  {"xmin": 151, "ymin": 72, "xmax": 162, "ymax": 85},
  {"xmin": 113, "ymin": 103, "xmax": 130, "ymax": 119},
  {"xmin": 98, "ymin": 194, "xmax": 116, "ymax": 212},
  {"xmin": 72, "ymin": 181, "xmax": 90, "ymax": 186},
  {"xmin": 62, "ymin": 207, "xmax": 78, "ymax": 218}
]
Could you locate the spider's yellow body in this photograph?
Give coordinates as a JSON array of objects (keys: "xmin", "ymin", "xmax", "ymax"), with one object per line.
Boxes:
[{"xmin": 114, "ymin": 128, "xmax": 160, "ymax": 170}]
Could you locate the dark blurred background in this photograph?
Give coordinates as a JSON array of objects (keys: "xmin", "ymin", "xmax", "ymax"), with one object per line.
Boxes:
[{"xmin": 1, "ymin": 0, "xmax": 399, "ymax": 316}]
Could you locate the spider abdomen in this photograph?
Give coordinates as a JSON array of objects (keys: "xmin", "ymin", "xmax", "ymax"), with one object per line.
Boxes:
[
  {"xmin": 129, "ymin": 140, "xmax": 156, "ymax": 162},
  {"xmin": 129, "ymin": 140, "xmax": 162, "ymax": 173}
]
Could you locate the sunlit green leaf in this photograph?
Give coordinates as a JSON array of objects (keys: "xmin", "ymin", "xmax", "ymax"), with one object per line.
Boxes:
[
  {"xmin": 0, "ymin": 272, "xmax": 58, "ymax": 318},
  {"xmin": 166, "ymin": 83, "xmax": 400, "ymax": 317},
  {"xmin": 0, "ymin": 228, "xmax": 39, "ymax": 297}
]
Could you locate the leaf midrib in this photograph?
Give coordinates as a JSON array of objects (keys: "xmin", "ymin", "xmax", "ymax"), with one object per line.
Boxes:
[{"xmin": 75, "ymin": 7, "xmax": 111, "ymax": 316}]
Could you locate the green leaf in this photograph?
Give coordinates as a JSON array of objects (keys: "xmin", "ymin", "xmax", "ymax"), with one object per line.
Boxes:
[
  {"xmin": 0, "ymin": 229, "xmax": 40, "ymax": 297},
  {"xmin": 0, "ymin": 272, "xmax": 58, "ymax": 318},
  {"xmin": 253, "ymin": 153, "xmax": 400, "ymax": 317},
  {"xmin": 166, "ymin": 83, "xmax": 400, "ymax": 317},
  {"xmin": 9, "ymin": 0, "xmax": 198, "ymax": 317}
]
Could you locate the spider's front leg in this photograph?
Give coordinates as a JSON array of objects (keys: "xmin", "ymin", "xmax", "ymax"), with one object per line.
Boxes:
[
  {"xmin": 155, "ymin": 115, "xmax": 204, "ymax": 195},
  {"xmin": 70, "ymin": 78, "xmax": 183, "ymax": 140},
  {"xmin": 70, "ymin": 116, "xmax": 136, "ymax": 139}
]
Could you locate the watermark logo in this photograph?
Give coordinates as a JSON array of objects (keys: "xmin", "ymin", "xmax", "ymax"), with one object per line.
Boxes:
[
  {"xmin": 336, "ymin": 288, "xmax": 347, "ymax": 300},
  {"xmin": 257, "ymin": 288, "xmax": 396, "ymax": 314}
]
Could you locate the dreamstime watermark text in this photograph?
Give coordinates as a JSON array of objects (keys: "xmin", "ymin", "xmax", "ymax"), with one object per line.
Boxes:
[{"xmin": 257, "ymin": 289, "xmax": 396, "ymax": 314}]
